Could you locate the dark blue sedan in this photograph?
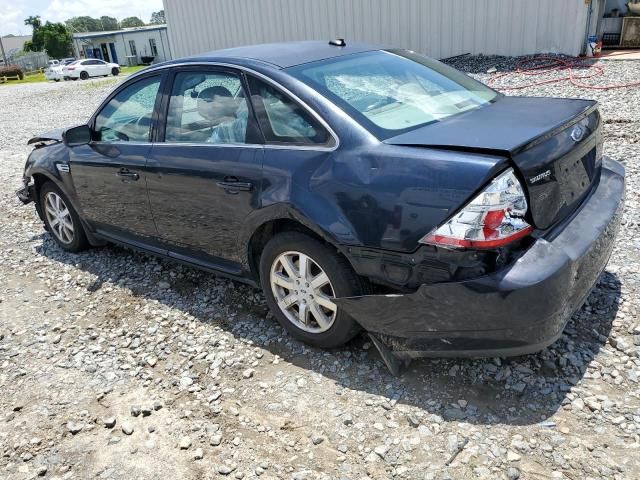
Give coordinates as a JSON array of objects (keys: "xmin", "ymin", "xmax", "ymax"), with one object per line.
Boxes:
[{"xmin": 17, "ymin": 41, "xmax": 625, "ymax": 373}]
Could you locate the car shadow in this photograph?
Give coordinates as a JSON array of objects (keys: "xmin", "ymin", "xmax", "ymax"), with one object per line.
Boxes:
[{"xmin": 34, "ymin": 235, "xmax": 620, "ymax": 427}]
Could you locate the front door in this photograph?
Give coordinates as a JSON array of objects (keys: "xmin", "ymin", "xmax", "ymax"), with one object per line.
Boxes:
[
  {"xmin": 94, "ymin": 60, "xmax": 110, "ymax": 76},
  {"xmin": 146, "ymin": 68, "xmax": 264, "ymax": 267},
  {"xmin": 70, "ymin": 73, "xmax": 164, "ymax": 246}
]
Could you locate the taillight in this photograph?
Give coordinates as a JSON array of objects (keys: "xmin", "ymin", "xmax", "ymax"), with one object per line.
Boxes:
[{"xmin": 420, "ymin": 168, "xmax": 532, "ymax": 249}]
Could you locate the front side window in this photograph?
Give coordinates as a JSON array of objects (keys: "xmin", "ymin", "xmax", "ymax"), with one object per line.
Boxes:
[
  {"xmin": 247, "ymin": 77, "xmax": 332, "ymax": 146},
  {"xmin": 288, "ymin": 50, "xmax": 499, "ymax": 139},
  {"xmin": 165, "ymin": 71, "xmax": 253, "ymax": 144},
  {"xmin": 94, "ymin": 75, "xmax": 161, "ymax": 143}
]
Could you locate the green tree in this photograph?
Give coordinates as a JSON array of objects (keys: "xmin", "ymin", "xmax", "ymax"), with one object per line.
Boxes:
[
  {"xmin": 100, "ymin": 16, "xmax": 119, "ymax": 31},
  {"xmin": 65, "ymin": 16, "xmax": 101, "ymax": 32},
  {"xmin": 150, "ymin": 10, "xmax": 165, "ymax": 25},
  {"xmin": 23, "ymin": 16, "xmax": 43, "ymax": 51},
  {"xmin": 41, "ymin": 23, "xmax": 72, "ymax": 58},
  {"xmin": 24, "ymin": 16, "xmax": 72, "ymax": 58},
  {"xmin": 120, "ymin": 16, "xmax": 145, "ymax": 28}
]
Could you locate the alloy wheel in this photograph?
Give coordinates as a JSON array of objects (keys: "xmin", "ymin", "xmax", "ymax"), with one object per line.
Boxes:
[
  {"xmin": 270, "ymin": 251, "xmax": 338, "ymax": 333},
  {"xmin": 44, "ymin": 192, "xmax": 74, "ymax": 244}
]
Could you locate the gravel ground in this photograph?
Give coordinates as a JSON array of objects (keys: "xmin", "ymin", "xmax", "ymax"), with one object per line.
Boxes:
[{"xmin": 1, "ymin": 59, "xmax": 639, "ymax": 480}]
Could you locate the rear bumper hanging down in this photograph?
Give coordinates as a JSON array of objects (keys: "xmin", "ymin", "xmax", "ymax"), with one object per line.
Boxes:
[{"xmin": 337, "ymin": 158, "xmax": 625, "ymax": 374}]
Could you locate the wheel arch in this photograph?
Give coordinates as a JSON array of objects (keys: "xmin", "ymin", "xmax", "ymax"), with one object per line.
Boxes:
[
  {"xmin": 245, "ymin": 216, "xmax": 356, "ymax": 282},
  {"xmin": 30, "ymin": 171, "xmax": 64, "ymax": 220},
  {"xmin": 29, "ymin": 169, "xmax": 105, "ymax": 247}
]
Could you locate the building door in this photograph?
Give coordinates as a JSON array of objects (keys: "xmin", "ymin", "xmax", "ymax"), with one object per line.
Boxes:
[
  {"xmin": 93, "ymin": 48, "xmax": 102, "ymax": 60},
  {"xmin": 109, "ymin": 43, "xmax": 118, "ymax": 64},
  {"xmin": 100, "ymin": 43, "xmax": 110, "ymax": 62}
]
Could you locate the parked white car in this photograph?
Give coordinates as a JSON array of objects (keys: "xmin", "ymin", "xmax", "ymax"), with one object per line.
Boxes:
[
  {"xmin": 44, "ymin": 64, "xmax": 64, "ymax": 82},
  {"xmin": 62, "ymin": 59, "xmax": 120, "ymax": 80}
]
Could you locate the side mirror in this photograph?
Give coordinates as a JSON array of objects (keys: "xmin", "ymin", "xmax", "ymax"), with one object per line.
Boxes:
[{"xmin": 63, "ymin": 124, "xmax": 91, "ymax": 147}]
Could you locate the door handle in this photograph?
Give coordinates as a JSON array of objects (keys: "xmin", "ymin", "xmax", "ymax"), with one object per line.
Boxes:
[
  {"xmin": 116, "ymin": 168, "xmax": 139, "ymax": 181},
  {"xmin": 216, "ymin": 176, "xmax": 252, "ymax": 192}
]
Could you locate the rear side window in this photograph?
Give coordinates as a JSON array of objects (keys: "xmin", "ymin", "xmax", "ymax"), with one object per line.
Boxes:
[
  {"xmin": 247, "ymin": 77, "xmax": 333, "ymax": 147},
  {"xmin": 94, "ymin": 75, "xmax": 161, "ymax": 143},
  {"xmin": 165, "ymin": 71, "xmax": 256, "ymax": 144}
]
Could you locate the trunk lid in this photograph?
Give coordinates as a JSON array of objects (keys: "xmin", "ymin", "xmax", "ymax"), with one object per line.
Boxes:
[{"xmin": 384, "ymin": 96, "xmax": 602, "ymax": 230}]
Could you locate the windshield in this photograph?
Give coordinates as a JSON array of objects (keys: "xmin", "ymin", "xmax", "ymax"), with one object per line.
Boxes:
[{"xmin": 287, "ymin": 50, "xmax": 499, "ymax": 139}]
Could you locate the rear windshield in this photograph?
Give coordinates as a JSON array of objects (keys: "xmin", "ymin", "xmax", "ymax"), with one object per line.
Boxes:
[{"xmin": 287, "ymin": 50, "xmax": 499, "ymax": 139}]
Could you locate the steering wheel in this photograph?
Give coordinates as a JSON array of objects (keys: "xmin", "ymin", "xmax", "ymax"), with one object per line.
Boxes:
[
  {"xmin": 100, "ymin": 127, "xmax": 129, "ymax": 142},
  {"xmin": 135, "ymin": 114, "xmax": 152, "ymax": 130}
]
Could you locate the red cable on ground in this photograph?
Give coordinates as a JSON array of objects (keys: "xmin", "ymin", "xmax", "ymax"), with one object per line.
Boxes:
[{"xmin": 487, "ymin": 55, "xmax": 640, "ymax": 91}]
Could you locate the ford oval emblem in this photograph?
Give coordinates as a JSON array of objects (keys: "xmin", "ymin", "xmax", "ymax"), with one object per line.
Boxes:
[{"xmin": 570, "ymin": 125, "xmax": 585, "ymax": 142}]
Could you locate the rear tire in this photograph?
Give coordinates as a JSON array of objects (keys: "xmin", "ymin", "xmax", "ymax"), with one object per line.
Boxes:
[
  {"xmin": 111, "ymin": 67, "xmax": 120, "ymax": 76},
  {"xmin": 259, "ymin": 232, "xmax": 366, "ymax": 348},
  {"xmin": 39, "ymin": 182, "xmax": 88, "ymax": 253},
  {"xmin": 79, "ymin": 71, "xmax": 89, "ymax": 80}
]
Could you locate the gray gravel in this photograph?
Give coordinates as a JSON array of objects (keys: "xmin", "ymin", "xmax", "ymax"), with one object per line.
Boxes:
[{"xmin": 1, "ymin": 59, "xmax": 640, "ymax": 479}]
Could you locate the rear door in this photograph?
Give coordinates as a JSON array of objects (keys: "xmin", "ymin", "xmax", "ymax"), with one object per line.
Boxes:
[
  {"xmin": 244, "ymin": 73, "xmax": 338, "ymax": 227},
  {"xmin": 69, "ymin": 72, "xmax": 165, "ymax": 246},
  {"xmin": 145, "ymin": 66, "xmax": 264, "ymax": 270},
  {"xmin": 82, "ymin": 60, "xmax": 96, "ymax": 77}
]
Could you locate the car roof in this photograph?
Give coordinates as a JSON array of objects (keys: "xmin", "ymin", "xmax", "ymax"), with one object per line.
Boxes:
[{"xmin": 188, "ymin": 40, "xmax": 385, "ymax": 69}]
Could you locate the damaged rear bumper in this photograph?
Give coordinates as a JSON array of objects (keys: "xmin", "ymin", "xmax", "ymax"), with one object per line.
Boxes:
[{"xmin": 335, "ymin": 157, "xmax": 625, "ymax": 361}]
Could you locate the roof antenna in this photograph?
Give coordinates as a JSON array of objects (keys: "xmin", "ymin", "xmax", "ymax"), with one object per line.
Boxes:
[{"xmin": 329, "ymin": 38, "xmax": 346, "ymax": 47}]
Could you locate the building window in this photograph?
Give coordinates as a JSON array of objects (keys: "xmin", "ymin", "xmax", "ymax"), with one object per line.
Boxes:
[
  {"xmin": 149, "ymin": 38, "xmax": 158, "ymax": 56},
  {"xmin": 129, "ymin": 40, "xmax": 137, "ymax": 56}
]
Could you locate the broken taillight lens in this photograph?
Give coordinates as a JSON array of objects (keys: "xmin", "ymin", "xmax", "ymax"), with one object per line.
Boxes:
[{"xmin": 420, "ymin": 168, "xmax": 532, "ymax": 249}]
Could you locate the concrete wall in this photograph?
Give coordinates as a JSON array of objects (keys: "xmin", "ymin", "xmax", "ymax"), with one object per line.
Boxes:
[{"xmin": 163, "ymin": 0, "xmax": 591, "ymax": 60}]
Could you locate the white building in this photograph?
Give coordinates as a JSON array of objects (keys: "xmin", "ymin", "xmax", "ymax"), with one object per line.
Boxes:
[
  {"xmin": 0, "ymin": 35, "xmax": 32, "ymax": 57},
  {"xmin": 163, "ymin": 0, "xmax": 610, "ymax": 60},
  {"xmin": 72, "ymin": 25, "xmax": 172, "ymax": 66}
]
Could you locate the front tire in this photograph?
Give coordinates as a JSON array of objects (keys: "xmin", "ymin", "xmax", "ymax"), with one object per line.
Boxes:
[
  {"xmin": 111, "ymin": 67, "xmax": 120, "ymax": 76},
  {"xmin": 260, "ymin": 232, "xmax": 366, "ymax": 348},
  {"xmin": 40, "ymin": 182, "xmax": 88, "ymax": 253}
]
